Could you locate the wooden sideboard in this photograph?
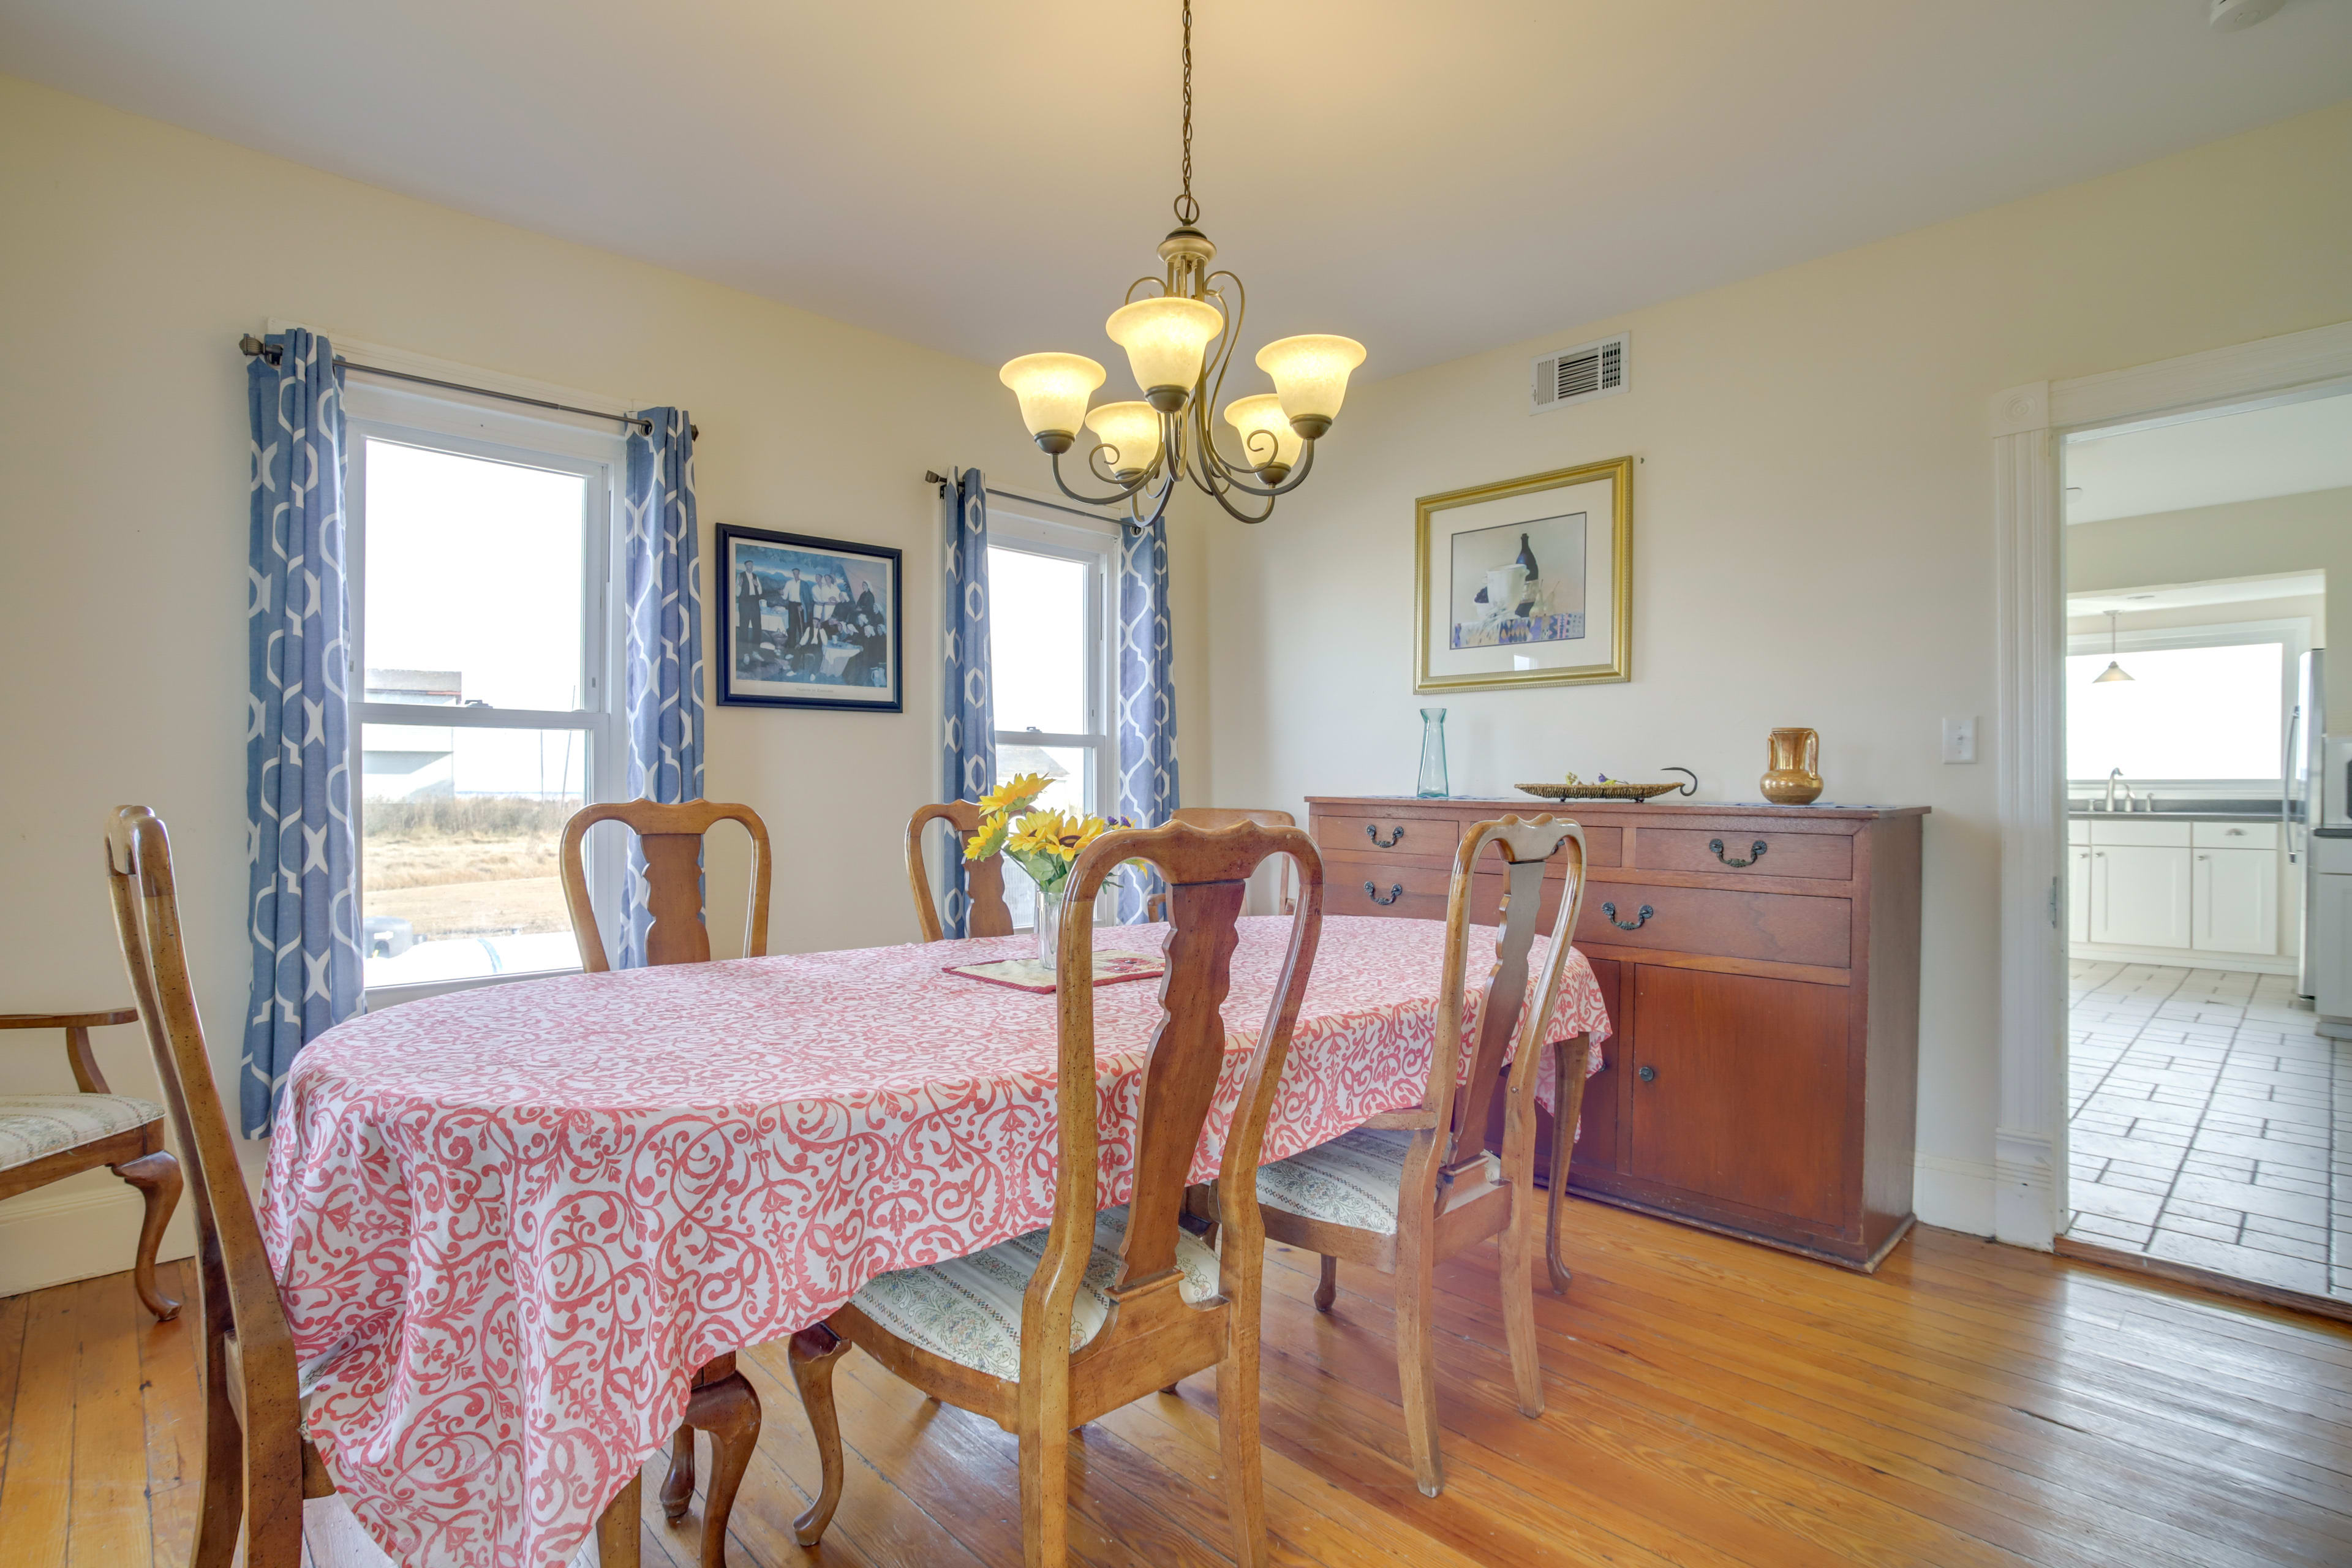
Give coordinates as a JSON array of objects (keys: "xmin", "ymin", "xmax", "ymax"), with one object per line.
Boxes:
[{"xmin": 1306, "ymin": 795, "xmax": 1926, "ymax": 1270}]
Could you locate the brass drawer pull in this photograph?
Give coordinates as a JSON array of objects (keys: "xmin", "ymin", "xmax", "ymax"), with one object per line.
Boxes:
[
  {"xmin": 1709, "ymin": 837, "xmax": 1768, "ymax": 868},
  {"xmin": 1366, "ymin": 823, "xmax": 1406, "ymax": 848},
  {"xmin": 1365, "ymin": 881, "xmax": 1404, "ymax": 906},
  {"xmin": 1601, "ymin": 901, "xmax": 1654, "ymax": 931}
]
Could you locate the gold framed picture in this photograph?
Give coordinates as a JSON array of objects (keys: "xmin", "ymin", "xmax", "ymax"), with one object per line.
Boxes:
[{"xmin": 1414, "ymin": 455, "xmax": 1632, "ymax": 692}]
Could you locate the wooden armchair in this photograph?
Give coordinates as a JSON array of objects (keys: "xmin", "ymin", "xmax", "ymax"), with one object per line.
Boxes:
[
  {"xmin": 790, "ymin": 817, "xmax": 1325, "ymax": 1567},
  {"xmin": 1144, "ymin": 807, "xmax": 1299, "ymax": 921},
  {"xmin": 903, "ymin": 799, "xmax": 1014, "ymax": 941},
  {"xmin": 1205, "ymin": 814, "xmax": 1592, "ymax": 1498},
  {"xmin": 0, "ymin": 1006, "xmax": 182, "ymax": 1319},
  {"xmin": 559, "ymin": 798, "xmax": 772, "ymax": 971},
  {"xmin": 557, "ymin": 798, "xmax": 769, "ymax": 1567},
  {"xmin": 104, "ymin": 805, "xmax": 643, "ymax": 1568}
]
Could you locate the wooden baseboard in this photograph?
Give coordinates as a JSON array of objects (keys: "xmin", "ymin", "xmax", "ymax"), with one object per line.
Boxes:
[
  {"xmin": 2067, "ymin": 941, "xmax": 2295, "ymax": 976},
  {"xmin": 2055, "ymin": 1234, "xmax": 2352, "ymax": 1324},
  {"xmin": 0, "ymin": 1178, "xmax": 195, "ymax": 1299}
]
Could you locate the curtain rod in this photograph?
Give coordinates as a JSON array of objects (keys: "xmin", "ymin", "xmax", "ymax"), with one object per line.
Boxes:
[
  {"xmin": 924, "ymin": 470, "xmax": 1137, "ymax": 531},
  {"xmin": 238, "ymin": 335, "xmax": 697, "ymax": 440}
]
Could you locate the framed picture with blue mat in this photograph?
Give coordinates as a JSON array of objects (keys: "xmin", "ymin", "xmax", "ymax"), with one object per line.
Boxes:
[{"xmin": 717, "ymin": 523, "xmax": 903, "ymax": 712}]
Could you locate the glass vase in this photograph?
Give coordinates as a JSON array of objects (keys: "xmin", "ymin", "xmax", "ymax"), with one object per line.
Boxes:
[
  {"xmin": 1034, "ymin": 881, "xmax": 1065, "ymax": 972},
  {"xmin": 1415, "ymin": 707, "xmax": 1450, "ymax": 799}
]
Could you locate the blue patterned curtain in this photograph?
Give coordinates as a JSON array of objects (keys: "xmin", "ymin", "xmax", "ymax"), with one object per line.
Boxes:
[
  {"xmin": 617, "ymin": 409, "xmax": 704, "ymax": 968},
  {"xmin": 1116, "ymin": 514, "xmax": 1181, "ymax": 921},
  {"xmin": 242, "ymin": 329, "xmax": 364, "ymax": 1136},
  {"xmin": 940, "ymin": 470, "xmax": 996, "ymax": 937}
]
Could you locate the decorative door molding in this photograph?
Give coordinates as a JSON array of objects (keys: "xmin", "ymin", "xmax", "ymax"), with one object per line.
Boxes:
[{"xmin": 1989, "ymin": 317, "xmax": 2352, "ymax": 1252}]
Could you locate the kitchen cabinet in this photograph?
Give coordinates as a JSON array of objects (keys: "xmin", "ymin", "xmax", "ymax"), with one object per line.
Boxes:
[
  {"xmin": 2068, "ymin": 840, "xmax": 2092, "ymax": 944},
  {"xmin": 2194, "ymin": 848, "xmax": 2280, "ymax": 955},
  {"xmin": 2091, "ymin": 843, "xmax": 2193, "ymax": 949},
  {"xmin": 2315, "ymin": 873, "xmax": 2352, "ymax": 1019}
]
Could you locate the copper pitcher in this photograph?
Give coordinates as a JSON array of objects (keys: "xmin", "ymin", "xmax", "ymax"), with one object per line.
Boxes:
[{"xmin": 1760, "ymin": 727, "xmax": 1823, "ymax": 805}]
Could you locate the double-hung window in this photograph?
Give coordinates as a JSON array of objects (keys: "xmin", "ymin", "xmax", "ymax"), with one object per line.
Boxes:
[
  {"xmin": 986, "ymin": 507, "xmax": 1118, "ymax": 929},
  {"xmin": 345, "ymin": 382, "xmax": 627, "ymax": 999},
  {"xmin": 2065, "ymin": 618, "xmax": 2307, "ymax": 790}
]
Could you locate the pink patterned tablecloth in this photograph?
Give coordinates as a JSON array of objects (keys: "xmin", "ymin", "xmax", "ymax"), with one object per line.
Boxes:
[{"xmin": 261, "ymin": 915, "xmax": 1610, "ymax": 1568}]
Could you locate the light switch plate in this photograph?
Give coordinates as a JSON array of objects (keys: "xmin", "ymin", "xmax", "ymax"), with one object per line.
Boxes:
[{"xmin": 1942, "ymin": 715, "xmax": 1978, "ymax": 764}]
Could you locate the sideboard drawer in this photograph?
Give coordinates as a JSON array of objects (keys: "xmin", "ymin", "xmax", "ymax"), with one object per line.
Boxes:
[
  {"xmin": 1635, "ymin": 826, "xmax": 1853, "ymax": 883},
  {"xmin": 1317, "ymin": 811, "xmax": 1460, "ymax": 861},
  {"xmin": 1577, "ymin": 883, "xmax": 1851, "ymax": 969},
  {"xmin": 1340, "ymin": 860, "xmax": 1572, "ymax": 925}
]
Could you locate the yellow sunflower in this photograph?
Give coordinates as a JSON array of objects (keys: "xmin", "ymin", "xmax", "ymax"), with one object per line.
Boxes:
[{"xmin": 978, "ymin": 772, "xmax": 1053, "ymax": 816}]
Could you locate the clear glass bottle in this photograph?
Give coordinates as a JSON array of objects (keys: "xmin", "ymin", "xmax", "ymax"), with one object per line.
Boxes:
[{"xmin": 1416, "ymin": 707, "xmax": 1449, "ymax": 799}]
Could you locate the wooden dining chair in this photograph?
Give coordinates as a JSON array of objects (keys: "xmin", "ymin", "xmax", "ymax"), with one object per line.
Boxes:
[
  {"xmin": 559, "ymin": 798, "xmax": 767, "ymax": 1567},
  {"xmin": 790, "ymin": 818, "xmax": 1325, "ymax": 1568},
  {"xmin": 1213, "ymin": 814, "xmax": 1591, "ymax": 1499},
  {"xmin": 1, "ymin": 1006, "xmax": 182, "ymax": 1320},
  {"xmin": 104, "ymin": 805, "xmax": 645, "ymax": 1568},
  {"xmin": 560, "ymin": 798, "xmax": 773, "ymax": 971},
  {"xmin": 903, "ymin": 798, "xmax": 1016, "ymax": 941},
  {"xmin": 1144, "ymin": 806, "xmax": 1299, "ymax": 921}
]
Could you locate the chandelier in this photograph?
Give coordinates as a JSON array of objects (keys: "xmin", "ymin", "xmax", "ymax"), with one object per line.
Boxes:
[{"xmin": 997, "ymin": 0, "xmax": 1365, "ymax": 528}]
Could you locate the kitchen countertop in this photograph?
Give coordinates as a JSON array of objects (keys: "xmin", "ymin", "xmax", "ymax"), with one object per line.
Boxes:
[{"xmin": 2070, "ymin": 797, "xmax": 2290, "ymax": 823}]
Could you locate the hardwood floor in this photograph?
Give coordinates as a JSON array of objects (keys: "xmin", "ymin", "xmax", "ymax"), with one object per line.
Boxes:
[{"xmin": 7, "ymin": 1202, "xmax": 2352, "ymax": 1567}]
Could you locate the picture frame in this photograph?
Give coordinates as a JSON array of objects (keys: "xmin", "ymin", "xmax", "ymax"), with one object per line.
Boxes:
[
  {"xmin": 1414, "ymin": 455, "xmax": 1632, "ymax": 692},
  {"xmin": 716, "ymin": 523, "xmax": 904, "ymax": 712}
]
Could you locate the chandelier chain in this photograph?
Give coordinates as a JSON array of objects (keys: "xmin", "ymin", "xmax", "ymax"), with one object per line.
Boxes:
[{"xmin": 1175, "ymin": 0, "xmax": 1197, "ymax": 227}]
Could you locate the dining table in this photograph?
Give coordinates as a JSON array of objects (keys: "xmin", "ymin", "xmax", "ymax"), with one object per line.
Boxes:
[{"xmin": 259, "ymin": 913, "xmax": 1613, "ymax": 1568}]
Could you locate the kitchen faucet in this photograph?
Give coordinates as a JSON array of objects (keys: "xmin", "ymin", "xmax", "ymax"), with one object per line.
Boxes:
[{"xmin": 2103, "ymin": 768, "xmax": 2138, "ymax": 812}]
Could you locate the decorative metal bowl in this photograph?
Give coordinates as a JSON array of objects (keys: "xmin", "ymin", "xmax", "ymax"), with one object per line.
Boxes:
[{"xmin": 1516, "ymin": 769, "xmax": 1694, "ymax": 802}]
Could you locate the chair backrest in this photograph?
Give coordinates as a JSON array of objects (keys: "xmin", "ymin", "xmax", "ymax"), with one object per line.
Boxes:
[
  {"xmin": 560, "ymin": 799, "xmax": 772, "ymax": 972},
  {"xmin": 1162, "ymin": 807, "xmax": 1299, "ymax": 915},
  {"xmin": 1022, "ymin": 819, "xmax": 1323, "ymax": 1362},
  {"xmin": 105, "ymin": 805, "xmax": 307, "ymax": 1564},
  {"xmin": 1425, "ymin": 815, "xmax": 1590, "ymax": 1182},
  {"xmin": 903, "ymin": 799, "xmax": 1014, "ymax": 943}
]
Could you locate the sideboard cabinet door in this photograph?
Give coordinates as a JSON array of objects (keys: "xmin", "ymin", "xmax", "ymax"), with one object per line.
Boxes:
[{"xmin": 1625, "ymin": 966, "xmax": 1850, "ymax": 1228}]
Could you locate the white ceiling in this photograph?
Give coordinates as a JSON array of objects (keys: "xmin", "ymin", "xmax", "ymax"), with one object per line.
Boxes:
[
  {"xmin": 2070, "ymin": 569, "xmax": 2327, "ymax": 618},
  {"xmin": 4, "ymin": 1, "xmax": 2350, "ymax": 379},
  {"xmin": 2064, "ymin": 391, "xmax": 2352, "ymax": 522}
]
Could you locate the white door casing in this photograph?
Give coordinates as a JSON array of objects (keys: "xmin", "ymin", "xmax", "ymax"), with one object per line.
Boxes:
[{"xmin": 1989, "ymin": 317, "xmax": 2352, "ymax": 1251}]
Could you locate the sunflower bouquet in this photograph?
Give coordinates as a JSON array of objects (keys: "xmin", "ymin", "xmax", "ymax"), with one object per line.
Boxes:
[{"xmin": 965, "ymin": 772, "xmax": 1115, "ymax": 904}]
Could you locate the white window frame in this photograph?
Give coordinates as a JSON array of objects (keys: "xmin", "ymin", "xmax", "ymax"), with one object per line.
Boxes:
[
  {"xmin": 985, "ymin": 507, "xmax": 1120, "ymax": 819},
  {"xmin": 2063, "ymin": 615, "xmax": 2311, "ymax": 794},
  {"xmin": 344, "ymin": 380, "xmax": 629, "ymax": 1006}
]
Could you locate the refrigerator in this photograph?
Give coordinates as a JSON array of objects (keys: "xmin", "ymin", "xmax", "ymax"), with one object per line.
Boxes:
[{"xmin": 2293, "ymin": 650, "xmax": 2325, "ymax": 997}]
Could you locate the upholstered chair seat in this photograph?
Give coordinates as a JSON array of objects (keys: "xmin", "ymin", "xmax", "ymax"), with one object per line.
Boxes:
[
  {"xmin": 1255, "ymin": 1127, "xmax": 1509, "ymax": 1237},
  {"xmin": 0, "ymin": 1092, "xmax": 165, "ymax": 1170},
  {"xmin": 850, "ymin": 1206, "xmax": 1222, "ymax": 1381}
]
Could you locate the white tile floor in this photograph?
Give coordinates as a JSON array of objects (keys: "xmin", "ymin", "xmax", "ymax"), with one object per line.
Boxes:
[{"xmin": 2064, "ymin": 959, "xmax": 2352, "ymax": 1300}]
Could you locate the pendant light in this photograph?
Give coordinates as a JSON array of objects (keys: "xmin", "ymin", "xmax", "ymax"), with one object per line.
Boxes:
[
  {"xmin": 997, "ymin": 0, "xmax": 1366, "ymax": 527},
  {"xmin": 2093, "ymin": 610, "xmax": 2135, "ymax": 683}
]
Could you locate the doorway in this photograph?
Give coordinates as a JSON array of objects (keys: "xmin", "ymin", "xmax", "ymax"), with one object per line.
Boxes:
[{"xmin": 2056, "ymin": 387, "xmax": 2352, "ymax": 1306}]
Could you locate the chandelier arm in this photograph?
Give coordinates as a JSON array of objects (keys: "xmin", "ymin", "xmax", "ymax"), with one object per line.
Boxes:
[
  {"xmin": 1050, "ymin": 448, "xmax": 1153, "ymax": 509},
  {"xmin": 1200, "ymin": 268, "xmax": 1245, "ymax": 426},
  {"xmin": 1199, "ymin": 475, "xmax": 1279, "ymax": 526},
  {"xmin": 1123, "ymin": 275, "xmax": 1171, "ymax": 304},
  {"xmin": 1084, "ymin": 437, "xmax": 1158, "ymax": 491},
  {"xmin": 1126, "ymin": 467, "xmax": 1179, "ymax": 532}
]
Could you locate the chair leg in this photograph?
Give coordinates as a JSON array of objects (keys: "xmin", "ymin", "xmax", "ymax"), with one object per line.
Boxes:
[
  {"xmin": 1395, "ymin": 1264, "xmax": 1444, "ymax": 1498},
  {"xmin": 1216, "ymin": 1329, "xmax": 1272, "ymax": 1568},
  {"xmin": 596, "ymin": 1473, "xmax": 642, "ymax": 1568},
  {"xmin": 1498, "ymin": 1194, "xmax": 1545, "ymax": 1419},
  {"xmin": 1313, "ymin": 1253, "xmax": 1338, "ymax": 1313},
  {"xmin": 190, "ymin": 1328, "xmax": 244, "ymax": 1568},
  {"xmin": 676, "ymin": 1370, "xmax": 759, "ymax": 1568},
  {"xmin": 1016, "ymin": 1413, "xmax": 1070, "ymax": 1568},
  {"xmin": 113, "ymin": 1150, "xmax": 183, "ymax": 1320},
  {"xmin": 786, "ymin": 1325, "xmax": 850, "ymax": 1548},
  {"xmin": 1547, "ymin": 1047, "xmax": 1576, "ymax": 1296}
]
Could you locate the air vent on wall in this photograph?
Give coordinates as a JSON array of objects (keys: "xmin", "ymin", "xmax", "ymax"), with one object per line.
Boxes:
[{"xmin": 1531, "ymin": 333, "xmax": 1628, "ymax": 415}]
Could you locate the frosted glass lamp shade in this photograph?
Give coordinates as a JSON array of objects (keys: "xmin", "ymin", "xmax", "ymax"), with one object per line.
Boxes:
[
  {"xmin": 999, "ymin": 353, "xmax": 1106, "ymax": 450},
  {"xmin": 1084, "ymin": 401, "xmax": 1163, "ymax": 478},
  {"xmin": 1104, "ymin": 297, "xmax": 1224, "ymax": 410},
  {"xmin": 1254, "ymin": 334, "xmax": 1366, "ymax": 437},
  {"xmin": 1222, "ymin": 393, "xmax": 1302, "ymax": 479}
]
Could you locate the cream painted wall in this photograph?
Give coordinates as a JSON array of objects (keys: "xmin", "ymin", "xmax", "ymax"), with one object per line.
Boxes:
[
  {"xmin": 1199, "ymin": 102, "xmax": 2352, "ymax": 1236},
  {"xmin": 0, "ymin": 74, "xmax": 1211, "ymax": 1294},
  {"xmin": 2068, "ymin": 486, "xmax": 2350, "ymax": 700}
]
